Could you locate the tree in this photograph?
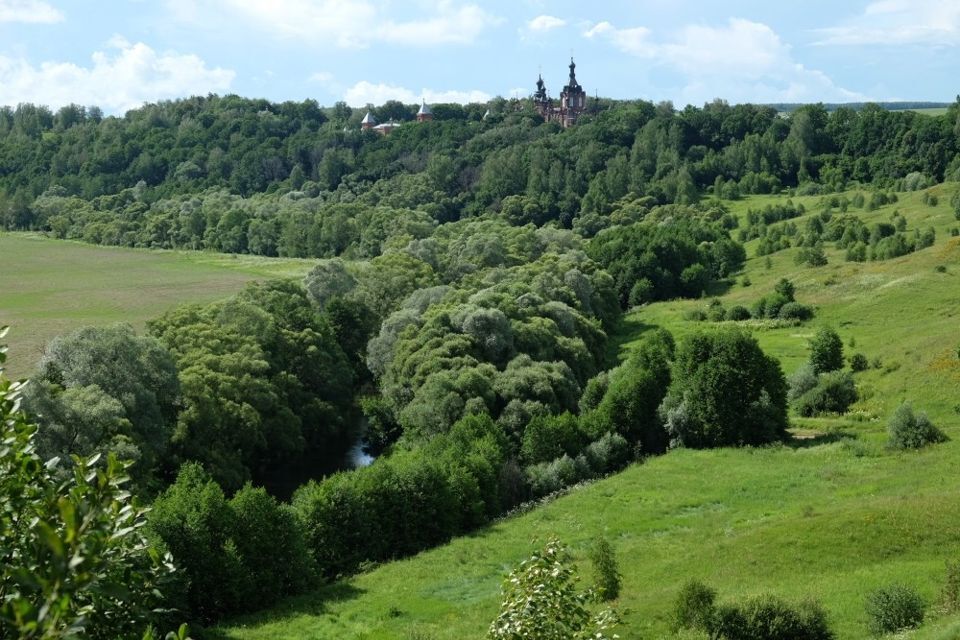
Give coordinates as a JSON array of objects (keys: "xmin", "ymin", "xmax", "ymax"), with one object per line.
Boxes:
[
  {"xmin": 488, "ymin": 539, "xmax": 618, "ymax": 640},
  {"xmin": 27, "ymin": 324, "xmax": 179, "ymax": 486},
  {"xmin": 809, "ymin": 326, "xmax": 844, "ymax": 374},
  {"xmin": 0, "ymin": 327, "xmax": 176, "ymax": 638},
  {"xmin": 589, "ymin": 536, "xmax": 621, "ymax": 602},
  {"xmin": 584, "ymin": 328, "xmax": 674, "ymax": 453},
  {"xmin": 659, "ymin": 328, "xmax": 788, "ymax": 448}
]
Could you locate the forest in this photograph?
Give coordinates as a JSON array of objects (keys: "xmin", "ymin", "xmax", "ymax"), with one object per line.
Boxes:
[{"xmin": 3, "ymin": 93, "xmax": 960, "ymax": 639}]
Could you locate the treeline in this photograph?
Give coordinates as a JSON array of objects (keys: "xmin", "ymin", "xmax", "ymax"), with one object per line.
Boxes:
[{"xmin": 4, "ymin": 96, "xmax": 960, "ymax": 242}]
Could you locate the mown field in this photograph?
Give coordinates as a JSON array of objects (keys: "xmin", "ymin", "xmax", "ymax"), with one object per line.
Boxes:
[
  {"xmin": 215, "ymin": 186, "xmax": 960, "ymax": 639},
  {"xmin": 0, "ymin": 233, "xmax": 314, "ymax": 377}
]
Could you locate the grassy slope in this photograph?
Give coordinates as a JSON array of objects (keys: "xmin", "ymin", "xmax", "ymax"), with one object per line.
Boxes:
[
  {"xmin": 0, "ymin": 233, "xmax": 314, "ymax": 377},
  {"xmin": 216, "ymin": 185, "xmax": 960, "ymax": 640}
]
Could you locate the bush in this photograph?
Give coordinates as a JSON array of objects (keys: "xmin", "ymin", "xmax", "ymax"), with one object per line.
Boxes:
[
  {"xmin": 488, "ymin": 539, "xmax": 618, "ymax": 640},
  {"xmin": 849, "ymin": 353, "xmax": 869, "ymax": 372},
  {"xmin": 887, "ymin": 403, "xmax": 947, "ymax": 450},
  {"xmin": 727, "ymin": 305, "xmax": 751, "ymax": 321},
  {"xmin": 589, "ymin": 536, "xmax": 621, "ymax": 602},
  {"xmin": 526, "ymin": 454, "xmax": 579, "ymax": 497},
  {"xmin": 717, "ymin": 595, "xmax": 833, "ymax": 640},
  {"xmin": 788, "ymin": 364, "xmax": 819, "ymax": 402},
  {"xmin": 809, "ymin": 326, "xmax": 844, "ymax": 374},
  {"xmin": 793, "ymin": 371, "xmax": 858, "ymax": 417},
  {"xmin": 865, "ymin": 584, "xmax": 924, "ymax": 635},
  {"xmin": 779, "ymin": 302, "xmax": 814, "ymax": 321},
  {"xmin": 583, "ymin": 432, "xmax": 631, "ymax": 475},
  {"xmin": 227, "ymin": 485, "xmax": 316, "ymax": 610},
  {"xmin": 673, "ymin": 580, "xmax": 717, "ymax": 631},
  {"xmin": 707, "ymin": 304, "xmax": 727, "ymax": 322}
]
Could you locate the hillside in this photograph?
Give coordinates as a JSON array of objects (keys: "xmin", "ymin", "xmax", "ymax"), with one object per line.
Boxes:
[{"xmin": 213, "ymin": 189, "xmax": 960, "ymax": 639}]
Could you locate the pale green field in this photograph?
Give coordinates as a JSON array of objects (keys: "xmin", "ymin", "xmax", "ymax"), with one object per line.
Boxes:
[
  {"xmin": 0, "ymin": 233, "xmax": 314, "ymax": 377},
  {"xmin": 215, "ymin": 186, "xmax": 960, "ymax": 639}
]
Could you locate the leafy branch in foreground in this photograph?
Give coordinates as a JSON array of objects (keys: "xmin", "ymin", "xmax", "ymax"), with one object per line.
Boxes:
[
  {"xmin": 488, "ymin": 537, "xmax": 619, "ymax": 640},
  {"xmin": 0, "ymin": 326, "xmax": 178, "ymax": 639}
]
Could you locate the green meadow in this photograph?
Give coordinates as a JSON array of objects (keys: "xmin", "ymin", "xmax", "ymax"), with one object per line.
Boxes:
[
  {"xmin": 215, "ymin": 187, "xmax": 960, "ymax": 639},
  {"xmin": 0, "ymin": 233, "xmax": 314, "ymax": 377}
]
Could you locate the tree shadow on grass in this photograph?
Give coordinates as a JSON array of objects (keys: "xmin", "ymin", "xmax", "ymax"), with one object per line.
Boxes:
[
  {"xmin": 704, "ymin": 277, "xmax": 735, "ymax": 298},
  {"xmin": 201, "ymin": 581, "xmax": 365, "ymax": 639},
  {"xmin": 786, "ymin": 428, "xmax": 858, "ymax": 450},
  {"xmin": 606, "ymin": 315, "xmax": 658, "ymax": 366}
]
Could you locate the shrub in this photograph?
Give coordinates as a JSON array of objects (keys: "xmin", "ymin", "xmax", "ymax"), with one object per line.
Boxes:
[
  {"xmin": 717, "ymin": 595, "xmax": 833, "ymax": 640},
  {"xmin": 865, "ymin": 584, "xmax": 924, "ymax": 635},
  {"xmin": 727, "ymin": 305, "xmax": 751, "ymax": 321},
  {"xmin": 488, "ymin": 539, "xmax": 618, "ymax": 640},
  {"xmin": 887, "ymin": 403, "xmax": 947, "ymax": 450},
  {"xmin": 673, "ymin": 580, "xmax": 717, "ymax": 632},
  {"xmin": 526, "ymin": 454, "xmax": 579, "ymax": 497},
  {"xmin": 809, "ymin": 326, "xmax": 844, "ymax": 374},
  {"xmin": 849, "ymin": 353, "xmax": 869, "ymax": 372},
  {"xmin": 788, "ymin": 364, "xmax": 819, "ymax": 402},
  {"xmin": 148, "ymin": 463, "xmax": 245, "ymax": 621},
  {"xmin": 707, "ymin": 304, "xmax": 727, "ymax": 322},
  {"xmin": 583, "ymin": 432, "xmax": 631, "ymax": 475},
  {"xmin": 793, "ymin": 371, "xmax": 858, "ymax": 417},
  {"xmin": 589, "ymin": 536, "xmax": 621, "ymax": 602},
  {"xmin": 779, "ymin": 302, "xmax": 814, "ymax": 321}
]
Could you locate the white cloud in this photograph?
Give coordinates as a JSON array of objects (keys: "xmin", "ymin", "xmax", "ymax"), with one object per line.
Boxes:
[
  {"xmin": 584, "ymin": 21, "xmax": 653, "ymax": 56},
  {"xmin": 0, "ymin": 0, "xmax": 62, "ymax": 23},
  {"xmin": 815, "ymin": 0, "xmax": 960, "ymax": 46},
  {"xmin": 586, "ymin": 18, "xmax": 865, "ymax": 104},
  {"xmin": 309, "ymin": 71, "xmax": 335, "ymax": 84},
  {"xmin": 527, "ymin": 15, "xmax": 566, "ymax": 32},
  {"xmin": 173, "ymin": 0, "xmax": 500, "ymax": 48},
  {"xmin": 343, "ymin": 80, "xmax": 491, "ymax": 107},
  {"xmin": 0, "ymin": 38, "xmax": 235, "ymax": 113}
]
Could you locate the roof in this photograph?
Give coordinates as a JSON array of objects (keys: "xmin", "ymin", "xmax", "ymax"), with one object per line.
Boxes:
[
  {"xmin": 418, "ymin": 101, "xmax": 432, "ymax": 116},
  {"xmin": 361, "ymin": 111, "xmax": 376, "ymax": 124}
]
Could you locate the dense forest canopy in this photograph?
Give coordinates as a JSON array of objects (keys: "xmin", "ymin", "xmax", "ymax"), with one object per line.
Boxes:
[{"xmin": 2, "ymin": 95, "xmax": 960, "ymax": 245}]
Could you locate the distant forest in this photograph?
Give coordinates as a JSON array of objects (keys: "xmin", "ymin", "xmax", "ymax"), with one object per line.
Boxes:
[{"xmin": 1, "ymin": 94, "xmax": 959, "ymax": 250}]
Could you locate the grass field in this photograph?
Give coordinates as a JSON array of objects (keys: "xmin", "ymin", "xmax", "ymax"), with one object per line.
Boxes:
[
  {"xmin": 1, "ymin": 233, "xmax": 314, "ymax": 377},
  {"xmin": 215, "ymin": 185, "xmax": 960, "ymax": 639}
]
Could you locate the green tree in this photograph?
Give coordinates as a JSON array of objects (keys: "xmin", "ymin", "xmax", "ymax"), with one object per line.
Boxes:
[
  {"xmin": 488, "ymin": 539, "xmax": 618, "ymax": 640},
  {"xmin": 589, "ymin": 536, "xmax": 621, "ymax": 602},
  {"xmin": 659, "ymin": 328, "xmax": 788, "ymax": 448},
  {"xmin": 28, "ymin": 324, "xmax": 179, "ymax": 483},
  {"xmin": 809, "ymin": 326, "xmax": 844, "ymax": 374}
]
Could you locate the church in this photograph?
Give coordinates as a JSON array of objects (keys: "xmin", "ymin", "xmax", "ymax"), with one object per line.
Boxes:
[{"xmin": 534, "ymin": 58, "xmax": 588, "ymax": 128}]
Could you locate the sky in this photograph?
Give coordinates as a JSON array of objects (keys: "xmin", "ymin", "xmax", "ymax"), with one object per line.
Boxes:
[{"xmin": 0, "ymin": 0, "xmax": 958, "ymax": 114}]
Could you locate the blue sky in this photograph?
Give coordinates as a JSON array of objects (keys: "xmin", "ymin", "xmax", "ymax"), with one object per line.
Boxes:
[{"xmin": 0, "ymin": 0, "xmax": 958, "ymax": 114}]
